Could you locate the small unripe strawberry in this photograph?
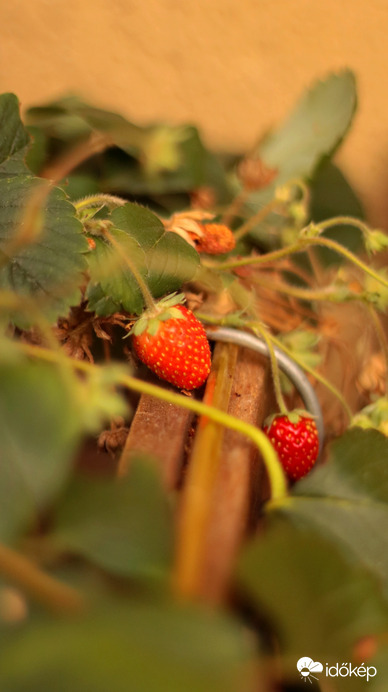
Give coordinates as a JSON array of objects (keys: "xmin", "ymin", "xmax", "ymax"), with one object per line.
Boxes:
[
  {"xmin": 263, "ymin": 412, "xmax": 319, "ymax": 481},
  {"xmin": 131, "ymin": 294, "xmax": 211, "ymax": 390}
]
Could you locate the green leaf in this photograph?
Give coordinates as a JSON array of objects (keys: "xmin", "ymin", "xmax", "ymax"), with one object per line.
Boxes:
[
  {"xmin": 259, "ymin": 70, "xmax": 357, "ymax": 186},
  {"xmin": 111, "ymin": 202, "xmax": 166, "ymax": 249},
  {"xmin": 113, "ymin": 204, "xmax": 199, "ymax": 299},
  {"xmin": 238, "ymin": 520, "xmax": 388, "ymax": 662},
  {"xmin": 86, "ymin": 203, "xmax": 199, "ymax": 316},
  {"xmin": 0, "ymin": 94, "xmax": 30, "ymax": 175},
  {"xmin": 0, "ymin": 361, "xmax": 82, "ymax": 543},
  {"xmin": 0, "ymin": 179, "xmax": 88, "ymax": 323},
  {"xmin": 70, "ymin": 98, "xmax": 146, "ymax": 154},
  {"xmin": 0, "ymin": 599, "xmax": 256, "ymax": 692},
  {"xmin": 243, "ymin": 70, "xmax": 357, "ymax": 239},
  {"xmin": 84, "ymin": 281, "xmax": 122, "ymax": 316},
  {"xmin": 86, "ymin": 232, "xmax": 145, "ymax": 315},
  {"xmin": 27, "ymin": 96, "xmax": 230, "ymax": 199},
  {"xmin": 146, "ymin": 228, "xmax": 200, "ymax": 296},
  {"xmin": 52, "ymin": 456, "xmax": 173, "ymax": 579},
  {"xmin": 26, "ymin": 96, "xmax": 93, "ymax": 141},
  {"xmin": 270, "ymin": 429, "xmax": 388, "ymax": 596},
  {"xmin": 72, "ymin": 362, "xmax": 129, "ymax": 432},
  {"xmin": 0, "ymin": 96, "xmax": 88, "ymax": 322}
]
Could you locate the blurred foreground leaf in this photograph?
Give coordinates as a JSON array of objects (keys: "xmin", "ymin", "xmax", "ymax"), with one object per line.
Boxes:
[
  {"xmin": 0, "ymin": 362, "xmax": 81, "ymax": 543},
  {"xmin": 52, "ymin": 457, "xmax": 173, "ymax": 580},
  {"xmin": 0, "ymin": 599, "xmax": 256, "ymax": 692},
  {"xmin": 270, "ymin": 429, "xmax": 388, "ymax": 596},
  {"xmin": 0, "ymin": 94, "xmax": 88, "ymax": 324},
  {"xmin": 238, "ymin": 521, "xmax": 388, "ymax": 661}
]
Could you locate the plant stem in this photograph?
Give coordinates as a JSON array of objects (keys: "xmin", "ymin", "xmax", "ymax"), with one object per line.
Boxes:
[
  {"xmin": 205, "ymin": 240, "xmax": 305, "ymax": 270},
  {"xmin": 316, "ymin": 215, "xmax": 371, "ymax": 238},
  {"xmin": 233, "ymin": 198, "xmax": 281, "ymax": 242},
  {"xmin": 310, "ymin": 236, "xmax": 388, "ymax": 287},
  {"xmin": 268, "ymin": 331, "xmax": 353, "ymax": 421},
  {"xmin": 18, "ymin": 342, "xmax": 288, "ymax": 501},
  {"xmin": 0, "ymin": 543, "xmax": 85, "ymax": 616},
  {"xmin": 74, "ymin": 194, "xmax": 127, "ymax": 212},
  {"xmin": 210, "ymin": 235, "xmax": 388, "ymax": 292},
  {"xmin": 251, "ymin": 323, "xmax": 288, "ymax": 415},
  {"xmin": 249, "ymin": 273, "xmax": 341, "ymax": 302}
]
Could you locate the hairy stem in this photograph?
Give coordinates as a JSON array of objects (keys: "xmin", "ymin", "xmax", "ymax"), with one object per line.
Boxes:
[
  {"xmin": 310, "ymin": 236, "xmax": 388, "ymax": 288},
  {"xmin": 249, "ymin": 273, "xmax": 342, "ymax": 302},
  {"xmin": 210, "ymin": 235, "xmax": 388, "ymax": 293},
  {"xmin": 74, "ymin": 194, "xmax": 127, "ymax": 212},
  {"xmin": 316, "ymin": 215, "xmax": 371, "ymax": 238},
  {"xmin": 205, "ymin": 240, "xmax": 305, "ymax": 270}
]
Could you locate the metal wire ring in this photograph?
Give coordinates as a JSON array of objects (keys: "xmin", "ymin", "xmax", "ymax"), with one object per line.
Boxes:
[{"xmin": 206, "ymin": 326, "xmax": 324, "ymax": 451}]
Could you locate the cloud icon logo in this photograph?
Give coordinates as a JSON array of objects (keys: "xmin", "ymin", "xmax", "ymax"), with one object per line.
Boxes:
[{"xmin": 297, "ymin": 657, "xmax": 323, "ymax": 682}]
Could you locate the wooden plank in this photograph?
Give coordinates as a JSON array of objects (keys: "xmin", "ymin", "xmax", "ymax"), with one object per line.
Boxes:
[
  {"xmin": 198, "ymin": 346, "xmax": 273, "ymax": 604},
  {"xmin": 117, "ymin": 392, "xmax": 194, "ymax": 490},
  {"xmin": 118, "ymin": 339, "xmax": 274, "ymax": 606}
]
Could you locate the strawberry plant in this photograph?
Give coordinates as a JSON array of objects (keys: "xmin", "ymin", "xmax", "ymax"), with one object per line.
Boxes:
[{"xmin": 1, "ymin": 70, "xmax": 388, "ymax": 690}]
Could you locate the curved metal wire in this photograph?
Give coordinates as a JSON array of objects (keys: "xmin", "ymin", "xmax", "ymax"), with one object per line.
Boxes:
[{"xmin": 206, "ymin": 326, "xmax": 324, "ymax": 451}]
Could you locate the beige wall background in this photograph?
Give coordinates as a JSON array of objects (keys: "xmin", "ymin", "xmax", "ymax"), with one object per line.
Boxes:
[{"xmin": 1, "ymin": 0, "xmax": 388, "ymax": 226}]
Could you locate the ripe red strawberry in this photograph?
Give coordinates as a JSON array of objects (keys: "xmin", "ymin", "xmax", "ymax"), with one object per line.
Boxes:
[
  {"xmin": 131, "ymin": 294, "xmax": 211, "ymax": 390},
  {"xmin": 263, "ymin": 412, "xmax": 319, "ymax": 481}
]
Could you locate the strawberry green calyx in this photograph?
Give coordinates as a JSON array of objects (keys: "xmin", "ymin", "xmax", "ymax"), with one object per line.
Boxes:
[
  {"xmin": 263, "ymin": 409, "xmax": 316, "ymax": 429},
  {"xmin": 131, "ymin": 293, "xmax": 186, "ymax": 337}
]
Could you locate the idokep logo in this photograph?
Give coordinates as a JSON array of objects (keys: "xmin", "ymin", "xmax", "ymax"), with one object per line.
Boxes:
[
  {"xmin": 297, "ymin": 657, "xmax": 377, "ymax": 683},
  {"xmin": 296, "ymin": 657, "xmax": 323, "ymax": 683}
]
